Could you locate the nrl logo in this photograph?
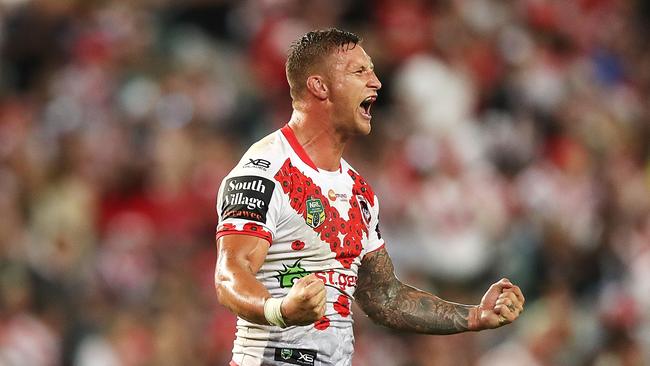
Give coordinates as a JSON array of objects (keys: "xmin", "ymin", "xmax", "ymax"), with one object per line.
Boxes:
[
  {"xmin": 276, "ymin": 260, "xmax": 309, "ymax": 288},
  {"xmin": 305, "ymin": 198, "xmax": 325, "ymax": 228}
]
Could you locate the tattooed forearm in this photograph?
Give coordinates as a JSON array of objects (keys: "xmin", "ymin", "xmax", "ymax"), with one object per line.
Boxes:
[{"xmin": 355, "ymin": 247, "xmax": 476, "ymax": 334}]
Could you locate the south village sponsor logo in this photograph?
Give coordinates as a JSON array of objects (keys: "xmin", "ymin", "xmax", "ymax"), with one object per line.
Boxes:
[
  {"xmin": 224, "ymin": 178, "xmax": 268, "ymax": 209},
  {"xmin": 221, "ymin": 176, "xmax": 274, "ymax": 223}
]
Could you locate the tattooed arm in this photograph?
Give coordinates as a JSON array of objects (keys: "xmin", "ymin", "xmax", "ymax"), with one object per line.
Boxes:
[{"xmin": 355, "ymin": 247, "xmax": 525, "ymax": 334}]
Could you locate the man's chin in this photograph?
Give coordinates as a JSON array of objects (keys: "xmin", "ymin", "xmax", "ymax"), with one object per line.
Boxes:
[
  {"xmin": 353, "ymin": 120, "xmax": 372, "ymax": 136},
  {"xmin": 350, "ymin": 115, "xmax": 372, "ymax": 135},
  {"xmin": 357, "ymin": 119, "xmax": 372, "ymax": 135},
  {"xmin": 337, "ymin": 118, "xmax": 372, "ymax": 137}
]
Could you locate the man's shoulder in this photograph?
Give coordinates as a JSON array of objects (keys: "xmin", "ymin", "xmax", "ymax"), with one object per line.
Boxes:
[
  {"xmin": 248, "ymin": 130, "xmax": 283, "ymax": 155},
  {"xmin": 228, "ymin": 129, "xmax": 288, "ymax": 179}
]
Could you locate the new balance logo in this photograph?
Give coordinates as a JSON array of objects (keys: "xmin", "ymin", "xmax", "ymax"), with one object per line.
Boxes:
[{"xmin": 244, "ymin": 158, "xmax": 271, "ymax": 170}]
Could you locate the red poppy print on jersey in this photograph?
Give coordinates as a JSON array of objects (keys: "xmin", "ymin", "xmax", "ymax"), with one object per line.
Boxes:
[
  {"xmin": 220, "ymin": 223, "xmax": 236, "ymax": 231},
  {"xmin": 314, "ymin": 315, "xmax": 330, "ymax": 330},
  {"xmin": 334, "ymin": 295, "xmax": 350, "ymax": 317},
  {"xmin": 348, "ymin": 169, "xmax": 375, "ymax": 206},
  {"xmin": 241, "ymin": 222, "xmax": 272, "ymax": 242},
  {"xmin": 291, "ymin": 240, "xmax": 305, "ymax": 251},
  {"xmin": 274, "ymin": 159, "xmax": 376, "ymax": 268},
  {"xmin": 243, "ymin": 222, "xmax": 263, "ymax": 232}
]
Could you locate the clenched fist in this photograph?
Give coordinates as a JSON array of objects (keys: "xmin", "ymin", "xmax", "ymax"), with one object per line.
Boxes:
[
  {"xmin": 281, "ymin": 274, "xmax": 326, "ymax": 326},
  {"xmin": 472, "ymin": 278, "xmax": 525, "ymax": 330}
]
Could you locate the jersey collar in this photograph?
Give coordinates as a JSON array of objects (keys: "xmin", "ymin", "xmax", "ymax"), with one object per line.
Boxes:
[{"xmin": 281, "ymin": 124, "xmax": 342, "ymax": 173}]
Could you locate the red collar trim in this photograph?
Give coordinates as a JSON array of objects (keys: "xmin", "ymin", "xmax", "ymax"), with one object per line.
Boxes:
[
  {"xmin": 280, "ymin": 124, "xmax": 343, "ymax": 173},
  {"xmin": 281, "ymin": 124, "xmax": 318, "ymax": 171}
]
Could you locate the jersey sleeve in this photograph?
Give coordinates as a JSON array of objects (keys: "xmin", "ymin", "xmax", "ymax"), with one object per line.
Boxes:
[
  {"xmin": 215, "ymin": 160, "xmax": 284, "ymax": 246},
  {"xmin": 363, "ymin": 194, "xmax": 385, "ymax": 257}
]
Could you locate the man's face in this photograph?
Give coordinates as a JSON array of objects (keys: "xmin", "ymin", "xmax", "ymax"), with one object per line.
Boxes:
[{"xmin": 326, "ymin": 45, "xmax": 381, "ymax": 135}]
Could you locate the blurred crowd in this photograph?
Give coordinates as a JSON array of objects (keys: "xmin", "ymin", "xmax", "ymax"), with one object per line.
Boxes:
[{"xmin": 1, "ymin": 0, "xmax": 649, "ymax": 365}]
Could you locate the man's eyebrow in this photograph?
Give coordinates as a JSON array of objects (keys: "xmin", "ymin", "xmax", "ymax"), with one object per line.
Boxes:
[{"xmin": 351, "ymin": 61, "xmax": 375, "ymax": 71}]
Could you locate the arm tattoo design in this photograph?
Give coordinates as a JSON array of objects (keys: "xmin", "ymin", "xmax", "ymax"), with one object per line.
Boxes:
[{"xmin": 355, "ymin": 247, "xmax": 473, "ymax": 334}]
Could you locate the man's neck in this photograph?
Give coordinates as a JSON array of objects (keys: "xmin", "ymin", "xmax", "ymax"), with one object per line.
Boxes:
[{"xmin": 287, "ymin": 110, "xmax": 347, "ymax": 172}]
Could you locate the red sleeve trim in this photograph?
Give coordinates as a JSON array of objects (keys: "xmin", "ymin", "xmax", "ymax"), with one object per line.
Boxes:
[
  {"xmin": 229, "ymin": 361, "xmax": 239, "ymax": 366},
  {"xmin": 216, "ymin": 229, "xmax": 272, "ymax": 246}
]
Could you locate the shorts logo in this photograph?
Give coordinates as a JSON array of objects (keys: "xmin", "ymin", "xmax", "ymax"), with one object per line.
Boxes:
[
  {"xmin": 280, "ymin": 349, "xmax": 293, "ymax": 360},
  {"xmin": 305, "ymin": 198, "xmax": 325, "ymax": 228},
  {"xmin": 276, "ymin": 260, "xmax": 309, "ymax": 288},
  {"xmin": 220, "ymin": 176, "xmax": 274, "ymax": 223},
  {"xmin": 274, "ymin": 348, "xmax": 317, "ymax": 366}
]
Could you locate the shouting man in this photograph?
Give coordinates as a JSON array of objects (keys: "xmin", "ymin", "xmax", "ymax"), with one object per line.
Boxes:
[{"xmin": 215, "ymin": 28, "xmax": 524, "ymax": 366}]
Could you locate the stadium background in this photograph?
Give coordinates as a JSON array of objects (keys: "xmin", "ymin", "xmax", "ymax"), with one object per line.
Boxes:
[{"xmin": 1, "ymin": 0, "xmax": 649, "ymax": 365}]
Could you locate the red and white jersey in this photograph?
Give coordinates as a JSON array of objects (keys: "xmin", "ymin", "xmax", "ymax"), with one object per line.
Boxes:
[{"xmin": 216, "ymin": 125, "xmax": 384, "ymax": 366}]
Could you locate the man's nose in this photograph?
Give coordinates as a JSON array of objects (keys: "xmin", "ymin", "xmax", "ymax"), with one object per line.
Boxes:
[{"xmin": 368, "ymin": 72, "xmax": 382, "ymax": 90}]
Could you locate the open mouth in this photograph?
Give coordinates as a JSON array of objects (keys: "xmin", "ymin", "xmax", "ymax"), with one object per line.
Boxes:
[{"xmin": 359, "ymin": 96, "xmax": 376, "ymax": 119}]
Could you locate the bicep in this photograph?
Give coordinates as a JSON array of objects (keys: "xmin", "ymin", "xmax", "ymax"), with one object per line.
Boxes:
[
  {"xmin": 214, "ymin": 234, "xmax": 272, "ymax": 324},
  {"xmin": 216, "ymin": 234, "xmax": 270, "ymax": 277}
]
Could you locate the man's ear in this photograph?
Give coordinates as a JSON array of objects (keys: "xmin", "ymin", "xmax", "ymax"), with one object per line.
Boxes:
[{"xmin": 306, "ymin": 75, "xmax": 328, "ymax": 100}]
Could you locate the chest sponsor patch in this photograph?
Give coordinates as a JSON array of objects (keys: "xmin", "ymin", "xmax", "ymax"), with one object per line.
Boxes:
[
  {"xmin": 274, "ymin": 348, "xmax": 317, "ymax": 366},
  {"xmin": 221, "ymin": 176, "xmax": 274, "ymax": 223},
  {"xmin": 276, "ymin": 260, "xmax": 309, "ymax": 288}
]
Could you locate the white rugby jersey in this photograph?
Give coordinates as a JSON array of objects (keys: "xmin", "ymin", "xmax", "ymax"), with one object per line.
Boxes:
[{"xmin": 216, "ymin": 125, "xmax": 384, "ymax": 366}]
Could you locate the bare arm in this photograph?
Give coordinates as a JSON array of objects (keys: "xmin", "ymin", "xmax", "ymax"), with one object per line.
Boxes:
[
  {"xmin": 215, "ymin": 234, "xmax": 271, "ymax": 325},
  {"xmin": 215, "ymin": 234, "xmax": 327, "ymax": 326},
  {"xmin": 355, "ymin": 247, "xmax": 524, "ymax": 334}
]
